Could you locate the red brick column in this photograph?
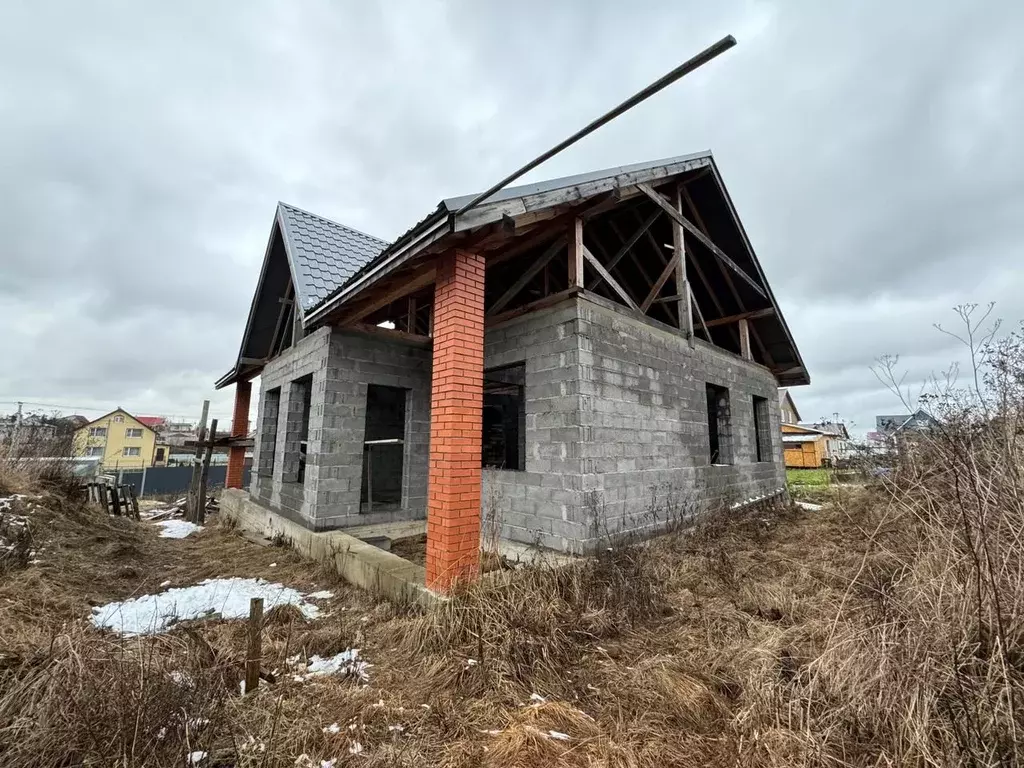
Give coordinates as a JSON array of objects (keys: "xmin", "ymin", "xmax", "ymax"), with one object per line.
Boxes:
[
  {"xmin": 226, "ymin": 379, "xmax": 252, "ymax": 489},
  {"xmin": 426, "ymin": 249, "xmax": 485, "ymax": 591}
]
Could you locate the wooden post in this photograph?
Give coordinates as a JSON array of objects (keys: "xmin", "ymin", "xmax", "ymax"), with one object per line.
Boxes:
[
  {"xmin": 672, "ymin": 186, "xmax": 694, "ymax": 341},
  {"xmin": 109, "ymin": 484, "xmax": 121, "ymax": 517},
  {"xmin": 739, "ymin": 317, "xmax": 752, "ymax": 360},
  {"xmin": 127, "ymin": 485, "xmax": 140, "ymax": 520},
  {"xmin": 186, "ymin": 400, "xmax": 210, "ymax": 522},
  {"xmin": 568, "ymin": 217, "xmax": 584, "ymax": 288},
  {"xmin": 244, "ymin": 597, "xmax": 264, "ymax": 695},
  {"xmin": 98, "ymin": 483, "xmax": 110, "ymax": 515},
  {"xmin": 197, "ymin": 419, "xmax": 217, "ymax": 525}
]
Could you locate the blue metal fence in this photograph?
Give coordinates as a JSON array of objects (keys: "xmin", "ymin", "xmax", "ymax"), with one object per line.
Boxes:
[{"xmin": 117, "ymin": 461, "xmax": 252, "ymax": 497}]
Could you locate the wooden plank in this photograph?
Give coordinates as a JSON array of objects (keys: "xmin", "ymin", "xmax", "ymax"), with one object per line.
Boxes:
[
  {"xmin": 739, "ymin": 318, "xmax": 752, "ymax": 360},
  {"xmin": 405, "ymin": 297, "xmax": 416, "ymax": 333},
  {"xmin": 585, "ymin": 207, "xmax": 661, "ymax": 291},
  {"xmin": 489, "ymin": 287, "xmax": 579, "ymax": 326},
  {"xmin": 636, "ymin": 182, "xmax": 767, "ymax": 299},
  {"xmin": 703, "ymin": 307, "xmax": 776, "ymax": 328},
  {"xmin": 487, "ymin": 236, "xmax": 565, "ymax": 316},
  {"xmin": 640, "ymin": 251, "xmax": 682, "ymax": 313},
  {"xmin": 568, "ymin": 217, "xmax": 583, "ymax": 288},
  {"xmin": 581, "ymin": 246, "xmax": 638, "ymax": 310},
  {"xmin": 187, "ymin": 400, "xmax": 210, "ymax": 523},
  {"xmin": 238, "ymin": 356, "xmax": 266, "ymax": 366}
]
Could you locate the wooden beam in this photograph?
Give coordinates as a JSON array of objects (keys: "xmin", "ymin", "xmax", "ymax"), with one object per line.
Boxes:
[
  {"xmin": 239, "ymin": 356, "xmax": 267, "ymax": 366},
  {"xmin": 568, "ymin": 217, "xmax": 584, "ymax": 288},
  {"xmin": 636, "ymin": 182, "xmax": 767, "ymax": 299},
  {"xmin": 582, "ymin": 246, "xmax": 638, "ymax": 311},
  {"xmin": 489, "ymin": 287, "xmax": 580, "ymax": 326},
  {"xmin": 640, "ymin": 250, "xmax": 682, "ymax": 313},
  {"xmin": 690, "ymin": 284, "xmax": 711, "ymax": 341},
  {"xmin": 336, "ymin": 264, "xmax": 436, "ymax": 325},
  {"xmin": 738, "ymin": 318, "xmax": 752, "ymax": 360},
  {"xmin": 671, "ymin": 186, "xmax": 692, "ymax": 338},
  {"xmin": 681, "ymin": 185, "xmax": 774, "ymax": 366},
  {"xmin": 585, "ymin": 207, "xmax": 661, "ymax": 291},
  {"xmin": 703, "ymin": 307, "xmax": 776, "ymax": 328},
  {"xmin": 487, "ymin": 236, "xmax": 565, "ymax": 316}
]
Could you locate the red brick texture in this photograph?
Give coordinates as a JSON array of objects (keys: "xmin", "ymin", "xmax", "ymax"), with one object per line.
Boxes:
[
  {"xmin": 226, "ymin": 379, "xmax": 252, "ymax": 490},
  {"xmin": 426, "ymin": 249, "xmax": 485, "ymax": 591}
]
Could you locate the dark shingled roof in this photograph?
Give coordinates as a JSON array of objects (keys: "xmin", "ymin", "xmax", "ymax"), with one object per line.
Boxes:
[{"xmin": 276, "ymin": 203, "xmax": 390, "ymax": 312}]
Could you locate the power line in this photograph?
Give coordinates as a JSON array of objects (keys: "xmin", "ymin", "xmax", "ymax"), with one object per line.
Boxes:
[{"xmin": 0, "ymin": 399, "xmax": 237, "ymax": 423}]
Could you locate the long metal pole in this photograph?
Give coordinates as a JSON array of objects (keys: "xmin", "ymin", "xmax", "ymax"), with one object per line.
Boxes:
[{"xmin": 453, "ymin": 35, "xmax": 737, "ymax": 219}]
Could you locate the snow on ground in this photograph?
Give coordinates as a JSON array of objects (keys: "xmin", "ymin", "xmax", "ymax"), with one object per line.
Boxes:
[
  {"xmin": 154, "ymin": 519, "xmax": 203, "ymax": 538},
  {"xmin": 91, "ymin": 577, "xmax": 324, "ymax": 635},
  {"xmin": 289, "ymin": 649, "xmax": 371, "ymax": 682}
]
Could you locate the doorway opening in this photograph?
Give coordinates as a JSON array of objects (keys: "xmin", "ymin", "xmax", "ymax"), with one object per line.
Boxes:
[{"xmin": 360, "ymin": 384, "xmax": 407, "ymax": 513}]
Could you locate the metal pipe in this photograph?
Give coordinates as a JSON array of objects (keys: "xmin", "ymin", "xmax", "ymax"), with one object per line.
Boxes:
[{"xmin": 453, "ymin": 34, "xmax": 736, "ymax": 219}]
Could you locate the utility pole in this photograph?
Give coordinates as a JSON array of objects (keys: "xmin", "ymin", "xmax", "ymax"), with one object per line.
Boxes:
[{"xmin": 7, "ymin": 401, "xmax": 23, "ymax": 459}]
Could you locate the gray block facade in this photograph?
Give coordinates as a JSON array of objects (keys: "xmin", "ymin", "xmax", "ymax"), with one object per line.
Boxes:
[{"xmin": 250, "ymin": 294, "xmax": 786, "ymax": 550}]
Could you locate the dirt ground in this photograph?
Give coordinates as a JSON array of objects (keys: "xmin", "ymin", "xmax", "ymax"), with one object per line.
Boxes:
[{"xmin": 0, "ymin": 471, "xmax": 999, "ymax": 767}]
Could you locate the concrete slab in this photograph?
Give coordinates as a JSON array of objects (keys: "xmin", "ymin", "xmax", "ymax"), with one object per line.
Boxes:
[
  {"xmin": 220, "ymin": 489, "xmax": 436, "ymax": 606},
  {"xmin": 343, "ymin": 520, "xmax": 426, "ymax": 543}
]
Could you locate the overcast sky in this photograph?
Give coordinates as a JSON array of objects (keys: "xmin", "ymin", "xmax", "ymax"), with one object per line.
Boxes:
[{"xmin": 2, "ymin": 1, "xmax": 1021, "ymax": 434}]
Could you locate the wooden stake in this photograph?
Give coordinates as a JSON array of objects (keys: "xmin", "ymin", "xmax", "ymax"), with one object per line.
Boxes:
[
  {"xmin": 109, "ymin": 484, "xmax": 121, "ymax": 517},
  {"xmin": 244, "ymin": 597, "xmax": 264, "ymax": 695},
  {"xmin": 187, "ymin": 400, "xmax": 210, "ymax": 522},
  {"xmin": 127, "ymin": 485, "xmax": 140, "ymax": 520},
  {"xmin": 197, "ymin": 418, "xmax": 217, "ymax": 526}
]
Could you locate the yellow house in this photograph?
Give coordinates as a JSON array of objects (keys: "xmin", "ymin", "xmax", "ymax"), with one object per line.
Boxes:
[{"xmin": 73, "ymin": 409, "xmax": 170, "ymax": 470}]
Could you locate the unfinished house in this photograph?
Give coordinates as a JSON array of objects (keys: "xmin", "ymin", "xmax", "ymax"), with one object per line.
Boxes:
[{"xmin": 216, "ymin": 152, "xmax": 809, "ymax": 590}]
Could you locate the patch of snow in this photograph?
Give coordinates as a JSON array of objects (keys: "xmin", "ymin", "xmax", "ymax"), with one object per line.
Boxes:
[
  {"xmin": 548, "ymin": 730, "xmax": 571, "ymax": 741},
  {"xmin": 160, "ymin": 580, "xmax": 172, "ymax": 588},
  {"xmin": 306, "ymin": 590, "xmax": 334, "ymax": 600},
  {"xmin": 348, "ymin": 742, "xmax": 363, "ymax": 755},
  {"xmin": 529, "ymin": 693, "xmax": 546, "ymax": 705},
  {"xmin": 322, "ymin": 760, "xmax": 337, "ymax": 768},
  {"xmin": 154, "ymin": 520, "xmax": 203, "ymax": 539},
  {"xmin": 91, "ymin": 577, "xmax": 322, "ymax": 635},
  {"xmin": 188, "ymin": 751, "xmax": 207, "ymax": 764},
  {"xmin": 323, "ymin": 723, "xmax": 341, "ymax": 734},
  {"xmin": 290, "ymin": 649, "xmax": 370, "ymax": 682},
  {"xmin": 269, "ymin": 562, "xmax": 277, "ymax": 567}
]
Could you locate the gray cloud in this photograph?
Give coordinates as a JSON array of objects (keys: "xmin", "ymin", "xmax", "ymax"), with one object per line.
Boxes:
[{"xmin": 1, "ymin": 0, "xmax": 1022, "ymax": 432}]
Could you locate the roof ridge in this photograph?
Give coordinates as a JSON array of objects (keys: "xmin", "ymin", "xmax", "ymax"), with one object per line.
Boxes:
[{"xmin": 277, "ymin": 201, "xmax": 390, "ymax": 247}]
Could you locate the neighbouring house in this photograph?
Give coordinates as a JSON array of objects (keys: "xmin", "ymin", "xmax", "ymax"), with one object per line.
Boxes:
[
  {"xmin": 779, "ymin": 387, "xmax": 801, "ymax": 425},
  {"xmin": 72, "ymin": 409, "xmax": 171, "ymax": 470},
  {"xmin": 782, "ymin": 422, "xmax": 851, "ymax": 468},
  {"xmin": 875, "ymin": 410, "xmax": 936, "ymax": 436},
  {"xmin": 215, "ymin": 151, "xmax": 809, "ymax": 590},
  {"xmin": 0, "ymin": 414, "xmax": 57, "ymax": 443}
]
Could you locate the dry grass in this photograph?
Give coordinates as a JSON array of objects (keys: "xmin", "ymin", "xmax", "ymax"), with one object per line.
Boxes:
[{"xmin": 0, "ymin": 434, "xmax": 1020, "ymax": 767}]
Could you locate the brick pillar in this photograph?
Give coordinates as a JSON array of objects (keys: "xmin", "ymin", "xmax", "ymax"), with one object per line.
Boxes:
[
  {"xmin": 226, "ymin": 379, "xmax": 252, "ymax": 489},
  {"xmin": 426, "ymin": 249, "xmax": 485, "ymax": 591}
]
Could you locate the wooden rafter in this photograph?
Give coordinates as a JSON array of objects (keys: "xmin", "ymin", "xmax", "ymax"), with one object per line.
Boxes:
[
  {"xmin": 636, "ymin": 181, "xmax": 767, "ymax": 300},
  {"xmin": 582, "ymin": 245, "xmax": 638, "ymax": 310},
  {"xmin": 335, "ymin": 264, "xmax": 436, "ymax": 326},
  {"xmin": 738, "ymin": 318, "xmax": 752, "ymax": 360},
  {"xmin": 640, "ymin": 250, "xmax": 682, "ymax": 313},
  {"xmin": 585, "ymin": 206, "xmax": 661, "ymax": 291},
  {"xmin": 680, "ymin": 185, "xmax": 775, "ymax": 366},
  {"xmin": 671, "ymin": 186, "xmax": 692, "ymax": 338},
  {"xmin": 622, "ymin": 211, "xmax": 677, "ymax": 326},
  {"xmin": 488, "ymin": 236, "xmax": 566, "ymax": 316}
]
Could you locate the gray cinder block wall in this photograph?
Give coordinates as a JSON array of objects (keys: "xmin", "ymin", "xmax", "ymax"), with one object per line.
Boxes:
[
  {"xmin": 482, "ymin": 294, "xmax": 786, "ymax": 553},
  {"xmin": 251, "ymin": 327, "xmax": 431, "ymax": 531},
  {"xmin": 250, "ymin": 293, "xmax": 785, "ymax": 550}
]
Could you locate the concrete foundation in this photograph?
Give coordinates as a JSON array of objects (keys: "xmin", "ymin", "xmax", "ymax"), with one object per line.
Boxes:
[
  {"xmin": 248, "ymin": 293, "xmax": 786, "ymax": 554},
  {"xmin": 220, "ymin": 489, "xmax": 432, "ymax": 604}
]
